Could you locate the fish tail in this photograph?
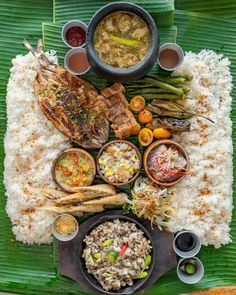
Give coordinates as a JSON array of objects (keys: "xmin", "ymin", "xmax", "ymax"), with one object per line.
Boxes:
[{"xmin": 23, "ymin": 39, "xmax": 41, "ymax": 58}]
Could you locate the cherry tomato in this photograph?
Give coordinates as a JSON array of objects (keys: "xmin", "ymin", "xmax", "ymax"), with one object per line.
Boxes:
[
  {"xmin": 63, "ymin": 170, "xmax": 72, "ymax": 177},
  {"xmin": 138, "ymin": 128, "xmax": 153, "ymax": 146},
  {"xmin": 138, "ymin": 109, "xmax": 153, "ymax": 124},
  {"xmin": 130, "ymin": 96, "xmax": 145, "ymax": 112}
]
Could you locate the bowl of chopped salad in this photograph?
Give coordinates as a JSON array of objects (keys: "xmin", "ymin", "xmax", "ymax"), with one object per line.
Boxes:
[
  {"xmin": 52, "ymin": 148, "xmax": 96, "ymax": 193},
  {"xmin": 143, "ymin": 139, "xmax": 189, "ymax": 186},
  {"xmin": 97, "ymin": 140, "xmax": 142, "ymax": 186}
]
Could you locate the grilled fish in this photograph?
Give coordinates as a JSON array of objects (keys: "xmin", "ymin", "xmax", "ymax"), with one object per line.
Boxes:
[{"xmin": 23, "ymin": 39, "xmax": 109, "ymax": 148}]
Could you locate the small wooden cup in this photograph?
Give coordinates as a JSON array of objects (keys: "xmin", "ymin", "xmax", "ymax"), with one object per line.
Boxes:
[
  {"xmin": 52, "ymin": 148, "xmax": 96, "ymax": 193},
  {"xmin": 96, "ymin": 140, "xmax": 142, "ymax": 186},
  {"xmin": 143, "ymin": 139, "xmax": 189, "ymax": 187}
]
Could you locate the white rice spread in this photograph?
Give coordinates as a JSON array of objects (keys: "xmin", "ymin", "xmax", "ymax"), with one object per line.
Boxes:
[
  {"xmin": 170, "ymin": 50, "xmax": 233, "ymax": 248},
  {"xmin": 4, "ymin": 52, "xmax": 71, "ymax": 244},
  {"xmin": 4, "ymin": 50, "xmax": 233, "ymax": 246}
]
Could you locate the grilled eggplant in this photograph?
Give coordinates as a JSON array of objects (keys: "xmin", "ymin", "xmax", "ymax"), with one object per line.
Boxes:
[{"xmin": 147, "ymin": 117, "xmax": 191, "ymax": 132}]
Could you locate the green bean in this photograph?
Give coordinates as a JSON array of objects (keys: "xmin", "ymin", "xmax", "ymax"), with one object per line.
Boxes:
[
  {"xmin": 143, "ymin": 78, "xmax": 184, "ymax": 96},
  {"xmin": 147, "ymin": 74, "xmax": 186, "ymax": 85},
  {"xmin": 132, "ymin": 88, "xmax": 174, "ymax": 94},
  {"xmin": 142, "ymin": 93, "xmax": 184, "ymax": 100}
]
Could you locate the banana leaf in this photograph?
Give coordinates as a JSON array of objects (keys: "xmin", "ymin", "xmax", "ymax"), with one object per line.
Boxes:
[
  {"xmin": 54, "ymin": 0, "xmax": 174, "ymax": 27},
  {"xmin": 176, "ymin": 0, "xmax": 236, "ymax": 19},
  {"xmin": 0, "ymin": 1, "xmax": 236, "ymax": 295}
]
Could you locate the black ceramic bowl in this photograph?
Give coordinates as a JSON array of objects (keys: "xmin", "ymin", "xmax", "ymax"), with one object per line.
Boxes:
[
  {"xmin": 86, "ymin": 2, "xmax": 160, "ymax": 83},
  {"xmin": 77, "ymin": 211, "xmax": 155, "ymax": 295}
]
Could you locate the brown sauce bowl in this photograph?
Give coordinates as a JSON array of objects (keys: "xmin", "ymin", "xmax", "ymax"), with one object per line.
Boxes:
[
  {"xmin": 52, "ymin": 148, "xmax": 96, "ymax": 193},
  {"xmin": 96, "ymin": 140, "xmax": 142, "ymax": 186},
  {"xmin": 143, "ymin": 139, "xmax": 189, "ymax": 187}
]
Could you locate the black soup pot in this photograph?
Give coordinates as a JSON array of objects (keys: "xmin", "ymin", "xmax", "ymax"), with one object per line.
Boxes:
[{"xmin": 86, "ymin": 2, "xmax": 160, "ymax": 83}]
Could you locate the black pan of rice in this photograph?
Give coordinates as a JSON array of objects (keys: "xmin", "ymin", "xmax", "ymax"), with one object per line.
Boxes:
[{"xmin": 78, "ymin": 213, "xmax": 155, "ymax": 294}]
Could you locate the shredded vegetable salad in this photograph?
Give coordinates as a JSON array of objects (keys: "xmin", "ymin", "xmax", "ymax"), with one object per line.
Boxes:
[
  {"xmin": 147, "ymin": 144, "xmax": 188, "ymax": 183},
  {"xmin": 130, "ymin": 177, "xmax": 175, "ymax": 228}
]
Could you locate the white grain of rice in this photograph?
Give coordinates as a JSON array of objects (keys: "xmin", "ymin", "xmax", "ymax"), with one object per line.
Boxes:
[
  {"xmin": 4, "ymin": 52, "xmax": 71, "ymax": 244},
  {"xmin": 169, "ymin": 50, "xmax": 233, "ymax": 248}
]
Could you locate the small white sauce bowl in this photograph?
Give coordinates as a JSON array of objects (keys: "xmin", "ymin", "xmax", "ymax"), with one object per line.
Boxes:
[
  {"xmin": 173, "ymin": 230, "xmax": 201, "ymax": 258},
  {"xmin": 157, "ymin": 42, "xmax": 184, "ymax": 71},
  {"xmin": 52, "ymin": 213, "xmax": 79, "ymax": 242},
  {"xmin": 64, "ymin": 47, "xmax": 91, "ymax": 76},
  {"xmin": 61, "ymin": 20, "xmax": 87, "ymax": 48},
  {"xmin": 177, "ymin": 257, "xmax": 204, "ymax": 284}
]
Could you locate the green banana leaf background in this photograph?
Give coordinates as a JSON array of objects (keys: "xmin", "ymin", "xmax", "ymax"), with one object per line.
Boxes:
[{"xmin": 0, "ymin": 0, "xmax": 235, "ymax": 294}]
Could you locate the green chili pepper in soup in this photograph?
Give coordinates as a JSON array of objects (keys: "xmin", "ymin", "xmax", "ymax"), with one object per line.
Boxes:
[{"xmin": 55, "ymin": 152, "xmax": 94, "ymax": 189}]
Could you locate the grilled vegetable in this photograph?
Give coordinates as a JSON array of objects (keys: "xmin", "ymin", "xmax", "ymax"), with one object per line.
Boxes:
[
  {"xmin": 153, "ymin": 128, "xmax": 172, "ymax": 139},
  {"xmin": 151, "ymin": 100, "xmax": 189, "ymax": 112},
  {"xmin": 140, "ymin": 93, "xmax": 185, "ymax": 100},
  {"xmin": 147, "ymin": 118, "xmax": 191, "ymax": 132},
  {"xmin": 147, "ymin": 104, "xmax": 193, "ymax": 119},
  {"xmin": 138, "ymin": 128, "xmax": 153, "ymax": 146},
  {"xmin": 138, "ymin": 109, "xmax": 153, "ymax": 123},
  {"xmin": 130, "ymin": 95, "xmax": 145, "ymax": 112},
  {"xmin": 147, "ymin": 103, "xmax": 214, "ymax": 123}
]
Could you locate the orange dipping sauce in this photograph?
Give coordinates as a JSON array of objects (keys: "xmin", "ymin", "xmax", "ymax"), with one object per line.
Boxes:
[{"xmin": 67, "ymin": 51, "xmax": 90, "ymax": 74}]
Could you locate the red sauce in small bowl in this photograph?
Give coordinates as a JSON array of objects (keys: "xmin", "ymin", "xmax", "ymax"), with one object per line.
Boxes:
[{"xmin": 66, "ymin": 26, "xmax": 86, "ymax": 47}]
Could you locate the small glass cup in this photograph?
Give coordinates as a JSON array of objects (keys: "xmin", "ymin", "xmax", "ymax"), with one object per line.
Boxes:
[
  {"xmin": 61, "ymin": 20, "xmax": 87, "ymax": 48},
  {"xmin": 173, "ymin": 230, "xmax": 201, "ymax": 258},
  {"xmin": 157, "ymin": 43, "xmax": 184, "ymax": 71},
  {"xmin": 64, "ymin": 47, "xmax": 91, "ymax": 75},
  {"xmin": 52, "ymin": 214, "xmax": 79, "ymax": 242},
  {"xmin": 177, "ymin": 257, "xmax": 204, "ymax": 284}
]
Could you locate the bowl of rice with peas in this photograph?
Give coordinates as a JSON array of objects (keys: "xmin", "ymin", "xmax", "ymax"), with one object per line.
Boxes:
[{"xmin": 97, "ymin": 140, "xmax": 141, "ymax": 186}]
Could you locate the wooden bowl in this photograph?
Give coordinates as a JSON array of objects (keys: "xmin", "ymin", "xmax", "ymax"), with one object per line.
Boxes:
[
  {"xmin": 52, "ymin": 148, "xmax": 96, "ymax": 193},
  {"xmin": 143, "ymin": 139, "xmax": 189, "ymax": 187},
  {"xmin": 96, "ymin": 140, "xmax": 142, "ymax": 186}
]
